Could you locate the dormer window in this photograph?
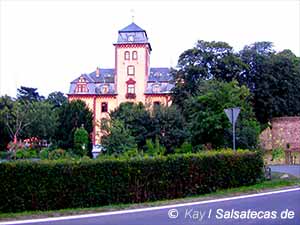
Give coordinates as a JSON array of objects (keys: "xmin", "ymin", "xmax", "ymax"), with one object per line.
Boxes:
[
  {"xmin": 102, "ymin": 85, "xmax": 108, "ymax": 94},
  {"xmin": 152, "ymin": 83, "xmax": 161, "ymax": 93},
  {"xmin": 125, "ymin": 51, "xmax": 130, "ymax": 60},
  {"xmin": 78, "ymin": 77, "xmax": 85, "ymax": 82},
  {"xmin": 154, "ymin": 72, "xmax": 162, "ymax": 77},
  {"xmin": 75, "ymin": 76, "xmax": 89, "ymax": 93},
  {"xmin": 132, "ymin": 51, "xmax": 138, "ymax": 60}
]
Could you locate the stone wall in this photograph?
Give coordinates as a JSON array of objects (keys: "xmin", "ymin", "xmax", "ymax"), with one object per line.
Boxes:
[
  {"xmin": 260, "ymin": 117, "xmax": 300, "ymax": 151},
  {"xmin": 260, "ymin": 117, "xmax": 300, "ymax": 164}
]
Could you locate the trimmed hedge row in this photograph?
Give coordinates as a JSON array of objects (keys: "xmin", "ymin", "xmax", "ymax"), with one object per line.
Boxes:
[{"xmin": 0, "ymin": 150, "xmax": 264, "ymax": 213}]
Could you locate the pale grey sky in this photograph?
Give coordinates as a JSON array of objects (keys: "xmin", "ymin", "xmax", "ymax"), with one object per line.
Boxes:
[{"xmin": 0, "ymin": 0, "xmax": 299, "ymax": 97}]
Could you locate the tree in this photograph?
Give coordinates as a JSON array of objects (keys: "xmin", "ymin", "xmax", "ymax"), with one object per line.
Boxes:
[
  {"xmin": 23, "ymin": 101, "xmax": 59, "ymax": 141},
  {"xmin": 239, "ymin": 43, "xmax": 300, "ymax": 123},
  {"xmin": 17, "ymin": 86, "xmax": 44, "ymax": 102},
  {"xmin": 108, "ymin": 102, "xmax": 188, "ymax": 154},
  {"xmin": 0, "ymin": 95, "xmax": 14, "ymax": 150},
  {"xmin": 187, "ymin": 80, "xmax": 260, "ymax": 150},
  {"xmin": 55, "ymin": 100, "xmax": 93, "ymax": 150},
  {"xmin": 3, "ymin": 100, "xmax": 34, "ymax": 144},
  {"xmin": 152, "ymin": 105, "xmax": 188, "ymax": 153},
  {"xmin": 238, "ymin": 42, "xmax": 275, "ymax": 92},
  {"xmin": 73, "ymin": 126, "xmax": 89, "ymax": 156},
  {"xmin": 109, "ymin": 102, "xmax": 153, "ymax": 149},
  {"xmin": 47, "ymin": 91, "xmax": 67, "ymax": 108},
  {"xmin": 101, "ymin": 119, "xmax": 136, "ymax": 155},
  {"xmin": 172, "ymin": 40, "xmax": 246, "ymax": 108}
]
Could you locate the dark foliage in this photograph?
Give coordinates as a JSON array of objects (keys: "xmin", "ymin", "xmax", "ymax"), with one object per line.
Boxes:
[{"xmin": 0, "ymin": 150, "xmax": 263, "ymax": 213}]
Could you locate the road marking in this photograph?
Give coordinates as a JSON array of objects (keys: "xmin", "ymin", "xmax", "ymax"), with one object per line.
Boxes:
[{"xmin": 1, "ymin": 187, "xmax": 299, "ymax": 224}]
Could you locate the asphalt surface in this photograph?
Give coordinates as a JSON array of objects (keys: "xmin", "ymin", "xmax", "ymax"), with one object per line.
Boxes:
[
  {"xmin": 269, "ymin": 165, "xmax": 300, "ymax": 178},
  {"xmin": 2, "ymin": 188, "xmax": 300, "ymax": 225}
]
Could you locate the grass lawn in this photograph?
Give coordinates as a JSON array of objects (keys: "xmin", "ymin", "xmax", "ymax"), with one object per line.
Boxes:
[{"xmin": 0, "ymin": 172, "xmax": 299, "ymax": 221}]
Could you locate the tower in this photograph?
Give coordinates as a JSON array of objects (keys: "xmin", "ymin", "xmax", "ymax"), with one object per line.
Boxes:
[{"xmin": 114, "ymin": 22, "xmax": 152, "ymax": 104}]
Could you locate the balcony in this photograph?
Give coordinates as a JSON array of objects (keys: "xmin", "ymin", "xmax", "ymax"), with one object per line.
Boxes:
[{"xmin": 126, "ymin": 93, "xmax": 136, "ymax": 99}]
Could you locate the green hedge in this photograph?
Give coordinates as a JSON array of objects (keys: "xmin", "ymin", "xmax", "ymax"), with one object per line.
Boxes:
[{"xmin": 0, "ymin": 150, "xmax": 263, "ymax": 213}]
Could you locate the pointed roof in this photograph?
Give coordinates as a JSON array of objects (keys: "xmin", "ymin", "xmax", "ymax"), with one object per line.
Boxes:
[
  {"xmin": 119, "ymin": 22, "xmax": 145, "ymax": 33},
  {"xmin": 116, "ymin": 22, "xmax": 151, "ymax": 50}
]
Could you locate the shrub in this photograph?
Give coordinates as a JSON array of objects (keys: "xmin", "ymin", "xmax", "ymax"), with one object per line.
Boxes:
[
  {"xmin": 0, "ymin": 151, "xmax": 12, "ymax": 160},
  {"xmin": 0, "ymin": 150, "xmax": 263, "ymax": 213},
  {"xmin": 271, "ymin": 147, "xmax": 285, "ymax": 161},
  {"xmin": 39, "ymin": 148, "xmax": 50, "ymax": 160},
  {"xmin": 15, "ymin": 149, "xmax": 38, "ymax": 159},
  {"xmin": 145, "ymin": 138, "xmax": 166, "ymax": 156},
  {"xmin": 73, "ymin": 127, "xmax": 89, "ymax": 156},
  {"xmin": 48, "ymin": 149, "xmax": 69, "ymax": 160},
  {"xmin": 175, "ymin": 142, "xmax": 193, "ymax": 154}
]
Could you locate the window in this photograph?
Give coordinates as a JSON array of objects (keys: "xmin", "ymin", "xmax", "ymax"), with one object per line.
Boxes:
[
  {"xmin": 75, "ymin": 76, "xmax": 89, "ymax": 93},
  {"xmin": 124, "ymin": 51, "xmax": 130, "ymax": 60},
  {"xmin": 154, "ymin": 101, "xmax": 161, "ymax": 106},
  {"xmin": 126, "ymin": 78, "xmax": 136, "ymax": 99},
  {"xmin": 127, "ymin": 65, "xmax": 135, "ymax": 76},
  {"xmin": 152, "ymin": 84, "xmax": 160, "ymax": 93},
  {"xmin": 101, "ymin": 102, "xmax": 108, "ymax": 113},
  {"xmin": 127, "ymin": 84, "xmax": 135, "ymax": 94},
  {"xmin": 132, "ymin": 51, "xmax": 138, "ymax": 60},
  {"xmin": 75, "ymin": 84, "xmax": 88, "ymax": 93},
  {"xmin": 102, "ymin": 85, "xmax": 108, "ymax": 94}
]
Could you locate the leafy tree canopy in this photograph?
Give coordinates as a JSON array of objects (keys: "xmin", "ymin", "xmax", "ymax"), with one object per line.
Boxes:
[
  {"xmin": 107, "ymin": 102, "xmax": 188, "ymax": 154},
  {"xmin": 101, "ymin": 119, "xmax": 136, "ymax": 155},
  {"xmin": 152, "ymin": 105, "xmax": 188, "ymax": 153},
  {"xmin": 239, "ymin": 43, "xmax": 300, "ymax": 123},
  {"xmin": 23, "ymin": 101, "xmax": 59, "ymax": 141},
  {"xmin": 47, "ymin": 91, "xmax": 67, "ymax": 108},
  {"xmin": 109, "ymin": 102, "xmax": 153, "ymax": 149},
  {"xmin": 17, "ymin": 86, "xmax": 45, "ymax": 102},
  {"xmin": 186, "ymin": 80, "xmax": 260, "ymax": 150},
  {"xmin": 55, "ymin": 100, "xmax": 93, "ymax": 150},
  {"xmin": 0, "ymin": 95, "xmax": 14, "ymax": 150},
  {"xmin": 172, "ymin": 40, "xmax": 247, "ymax": 107}
]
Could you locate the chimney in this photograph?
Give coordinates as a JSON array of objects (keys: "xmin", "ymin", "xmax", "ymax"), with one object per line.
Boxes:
[{"xmin": 96, "ymin": 67, "xmax": 100, "ymax": 77}]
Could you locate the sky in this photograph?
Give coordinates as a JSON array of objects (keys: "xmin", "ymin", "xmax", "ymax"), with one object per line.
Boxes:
[{"xmin": 0, "ymin": 0, "xmax": 299, "ymax": 98}]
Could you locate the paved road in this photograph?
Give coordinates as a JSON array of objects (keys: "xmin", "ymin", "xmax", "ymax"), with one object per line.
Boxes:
[
  {"xmin": 269, "ymin": 165, "xmax": 300, "ymax": 177},
  {"xmin": 1, "ymin": 188, "xmax": 300, "ymax": 225}
]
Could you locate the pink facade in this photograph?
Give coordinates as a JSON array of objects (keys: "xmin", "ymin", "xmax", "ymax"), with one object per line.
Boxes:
[{"xmin": 68, "ymin": 22, "xmax": 174, "ymax": 146}]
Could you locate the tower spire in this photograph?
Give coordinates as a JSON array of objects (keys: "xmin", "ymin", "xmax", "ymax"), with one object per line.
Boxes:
[{"xmin": 130, "ymin": 9, "xmax": 135, "ymax": 23}]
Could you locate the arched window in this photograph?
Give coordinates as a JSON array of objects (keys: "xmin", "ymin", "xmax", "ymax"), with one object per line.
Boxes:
[
  {"xmin": 124, "ymin": 51, "xmax": 130, "ymax": 60},
  {"xmin": 132, "ymin": 51, "xmax": 138, "ymax": 60}
]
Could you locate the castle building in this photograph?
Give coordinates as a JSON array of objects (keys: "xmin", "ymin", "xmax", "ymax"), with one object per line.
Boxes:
[{"xmin": 68, "ymin": 22, "xmax": 174, "ymax": 148}]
